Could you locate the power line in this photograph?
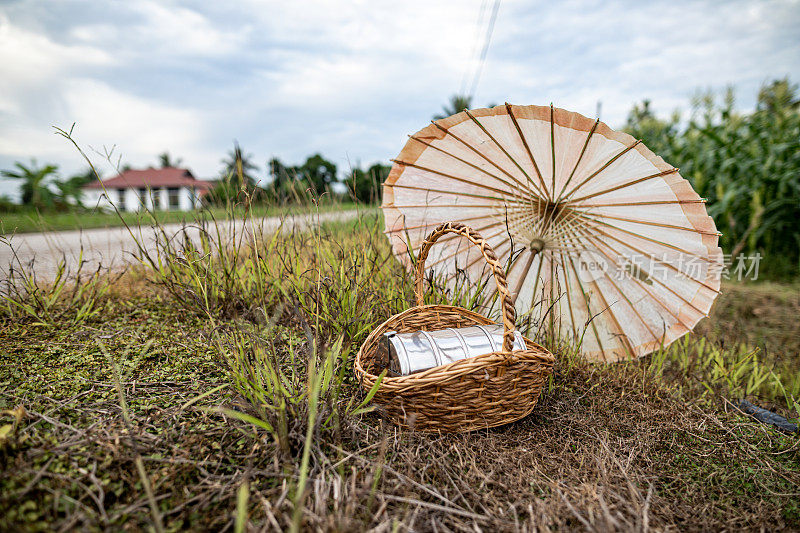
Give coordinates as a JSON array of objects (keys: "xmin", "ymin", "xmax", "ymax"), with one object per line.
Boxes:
[
  {"xmin": 468, "ymin": 0, "xmax": 501, "ymax": 100},
  {"xmin": 460, "ymin": 0, "xmax": 489, "ymax": 97}
]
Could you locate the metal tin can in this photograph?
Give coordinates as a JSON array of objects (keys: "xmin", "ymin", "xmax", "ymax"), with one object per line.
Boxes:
[{"xmin": 384, "ymin": 324, "xmax": 526, "ymax": 375}]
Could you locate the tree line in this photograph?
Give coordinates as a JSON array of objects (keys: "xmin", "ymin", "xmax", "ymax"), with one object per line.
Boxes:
[
  {"xmin": 0, "ymin": 148, "xmax": 391, "ymax": 212},
  {"xmin": 207, "ymin": 144, "xmax": 390, "ymax": 205}
]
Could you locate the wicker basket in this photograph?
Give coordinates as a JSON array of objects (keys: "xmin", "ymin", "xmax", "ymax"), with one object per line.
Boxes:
[{"xmin": 354, "ymin": 222, "xmax": 555, "ymax": 432}]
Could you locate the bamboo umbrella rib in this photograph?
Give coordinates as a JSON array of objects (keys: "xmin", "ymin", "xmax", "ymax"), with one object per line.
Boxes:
[
  {"xmin": 477, "ymin": 210, "xmax": 539, "ymax": 256},
  {"xmin": 560, "ymin": 140, "xmax": 642, "ymax": 203},
  {"xmin": 428, "ymin": 226, "xmax": 510, "ymax": 273},
  {"xmin": 386, "ymin": 182, "xmax": 528, "ymax": 204},
  {"xmin": 544, "ymin": 207, "xmax": 593, "ymax": 254},
  {"xmin": 574, "ymin": 210, "xmax": 721, "ymax": 237},
  {"xmin": 564, "ymin": 205, "xmax": 718, "ymax": 263},
  {"xmin": 390, "ymin": 159, "xmax": 531, "ymax": 201},
  {"xmin": 594, "ymin": 284, "xmax": 637, "ymax": 358},
  {"xmin": 547, "ymin": 165, "xmax": 678, "ymax": 233},
  {"xmin": 444, "ymin": 200, "xmax": 535, "ymax": 245},
  {"xmin": 558, "ymin": 224, "xmax": 619, "ymax": 350},
  {"xmin": 505, "ymin": 103, "xmax": 550, "ymax": 200},
  {"xmin": 569, "ymin": 211, "xmax": 721, "ymax": 294},
  {"xmin": 384, "ymin": 215, "xmax": 510, "ymax": 264},
  {"xmin": 538, "ymin": 195, "xmax": 564, "ymax": 242},
  {"xmin": 535, "ymin": 106, "xmax": 564, "ymax": 235},
  {"xmin": 528, "ymin": 251, "xmax": 547, "ymax": 318},
  {"xmin": 414, "ymin": 203, "xmax": 536, "ymax": 271},
  {"xmin": 568, "ymin": 226, "xmax": 666, "ymax": 344},
  {"xmin": 531, "ymin": 208, "xmax": 568, "ymax": 307},
  {"xmin": 585, "ymin": 222, "xmax": 721, "ymax": 299},
  {"xmin": 441, "ymin": 239, "xmax": 532, "ymax": 316},
  {"xmin": 555, "ymin": 250, "xmax": 580, "ymax": 341},
  {"xmin": 595, "ymin": 227, "xmax": 720, "ymax": 294},
  {"xmin": 478, "ymin": 245, "xmax": 530, "ymax": 311},
  {"xmin": 541, "ymin": 184, "xmax": 588, "ymax": 243},
  {"xmin": 389, "ymin": 202, "xmax": 526, "ymax": 210},
  {"xmin": 549, "ymin": 105, "xmax": 557, "ymax": 197},
  {"xmin": 421, "ymin": 222, "xmax": 508, "ymax": 270},
  {"xmin": 563, "ymin": 249, "xmax": 607, "ymax": 359},
  {"xmin": 383, "ymin": 207, "xmax": 530, "ymax": 271},
  {"xmin": 554, "ymin": 119, "xmax": 600, "ymax": 204},
  {"xmin": 511, "ymin": 225, "xmax": 574, "ymax": 323},
  {"xmin": 406, "ymin": 134, "xmax": 546, "ymax": 201},
  {"xmin": 565, "ymin": 168, "xmax": 679, "ymax": 205},
  {"xmin": 475, "ymin": 241, "xmax": 535, "ymax": 313},
  {"xmin": 570, "ymin": 220, "xmax": 713, "ymax": 317},
  {"xmin": 545, "ymin": 169, "xmax": 666, "ymax": 233},
  {"xmin": 422, "ymin": 210, "xmax": 534, "ymax": 273},
  {"xmin": 565, "ymin": 235, "xmax": 637, "ymax": 358},
  {"xmin": 502, "ymin": 197, "xmax": 546, "ymax": 246},
  {"xmin": 431, "ymin": 121, "xmax": 537, "ymax": 198},
  {"xmin": 512, "ymin": 249, "xmax": 538, "ymax": 303},
  {"xmin": 383, "ymin": 211, "xmax": 492, "ymax": 235},
  {"xmin": 582, "ymin": 199, "xmax": 706, "ymax": 208},
  {"xmin": 464, "ymin": 109, "xmax": 543, "ymax": 198},
  {"xmin": 577, "ymin": 229, "xmax": 695, "ymax": 332}
]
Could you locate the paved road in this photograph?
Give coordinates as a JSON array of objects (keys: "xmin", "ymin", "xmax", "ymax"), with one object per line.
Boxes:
[{"xmin": 1, "ymin": 210, "xmax": 360, "ymax": 279}]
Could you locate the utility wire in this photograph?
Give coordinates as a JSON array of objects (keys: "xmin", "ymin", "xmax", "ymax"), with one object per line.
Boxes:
[
  {"xmin": 460, "ymin": 0, "xmax": 489, "ymax": 97},
  {"xmin": 468, "ymin": 0, "xmax": 501, "ymax": 100}
]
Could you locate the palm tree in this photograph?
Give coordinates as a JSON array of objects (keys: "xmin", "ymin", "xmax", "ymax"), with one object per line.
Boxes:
[
  {"xmin": 158, "ymin": 152, "xmax": 184, "ymax": 168},
  {"xmin": 1, "ymin": 159, "xmax": 58, "ymax": 209},
  {"xmin": 434, "ymin": 94, "xmax": 473, "ymax": 120},
  {"xmin": 221, "ymin": 142, "xmax": 258, "ymax": 188},
  {"xmin": 54, "ymin": 168, "xmax": 99, "ymax": 206}
]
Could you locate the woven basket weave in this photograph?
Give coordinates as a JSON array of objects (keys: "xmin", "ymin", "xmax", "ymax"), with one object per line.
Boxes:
[{"xmin": 354, "ymin": 222, "xmax": 555, "ymax": 432}]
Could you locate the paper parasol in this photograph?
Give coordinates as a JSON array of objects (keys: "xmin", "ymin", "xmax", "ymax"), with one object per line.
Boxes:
[{"xmin": 382, "ymin": 104, "xmax": 723, "ymax": 362}]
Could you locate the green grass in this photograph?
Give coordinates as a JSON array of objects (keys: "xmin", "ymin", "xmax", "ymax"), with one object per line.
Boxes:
[
  {"xmin": 0, "ymin": 201, "xmax": 359, "ymax": 235},
  {"xmin": 696, "ymin": 281, "xmax": 800, "ymax": 373},
  {"xmin": 1, "ymin": 209, "xmax": 798, "ymax": 531}
]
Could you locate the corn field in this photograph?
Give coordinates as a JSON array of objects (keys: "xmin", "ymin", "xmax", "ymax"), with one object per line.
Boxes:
[{"xmin": 624, "ymin": 78, "xmax": 800, "ymax": 279}]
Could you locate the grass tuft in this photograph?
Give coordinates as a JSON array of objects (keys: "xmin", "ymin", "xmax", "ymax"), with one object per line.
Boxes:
[{"xmin": 1, "ymin": 243, "xmax": 113, "ymax": 326}]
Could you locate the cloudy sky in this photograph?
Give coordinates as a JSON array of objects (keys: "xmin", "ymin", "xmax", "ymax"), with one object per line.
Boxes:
[{"xmin": 1, "ymin": 0, "xmax": 799, "ymax": 199}]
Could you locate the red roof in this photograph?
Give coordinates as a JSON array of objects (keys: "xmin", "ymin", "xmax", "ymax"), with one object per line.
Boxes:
[{"xmin": 83, "ymin": 167, "xmax": 215, "ymax": 193}]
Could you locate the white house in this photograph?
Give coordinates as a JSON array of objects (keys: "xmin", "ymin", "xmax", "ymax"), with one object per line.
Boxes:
[{"xmin": 82, "ymin": 167, "xmax": 215, "ymax": 212}]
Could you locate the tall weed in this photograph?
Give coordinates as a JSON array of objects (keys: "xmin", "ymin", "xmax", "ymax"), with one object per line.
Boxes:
[{"xmin": 0, "ymin": 243, "xmax": 111, "ymax": 326}]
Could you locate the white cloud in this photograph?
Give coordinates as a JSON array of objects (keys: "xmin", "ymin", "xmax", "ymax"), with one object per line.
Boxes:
[
  {"xmin": 0, "ymin": 78, "xmax": 215, "ymax": 192},
  {"xmin": 68, "ymin": 1, "xmax": 247, "ymax": 58},
  {"xmin": 60, "ymin": 79, "xmax": 213, "ymax": 170},
  {"xmin": 0, "ymin": 12, "xmax": 112, "ymax": 125},
  {"xmin": 0, "ymin": 13, "xmax": 112, "ymax": 85}
]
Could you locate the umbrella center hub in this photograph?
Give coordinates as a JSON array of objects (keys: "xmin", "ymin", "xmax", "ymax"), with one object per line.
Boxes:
[
  {"xmin": 529, "ymin": 238, "xmax": 546, "ymax": 253},
  {"xmin": 508, "ymin": 199, "xmax": 580, "ymax": 254}
]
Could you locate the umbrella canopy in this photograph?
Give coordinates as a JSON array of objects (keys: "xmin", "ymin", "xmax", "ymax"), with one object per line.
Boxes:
[{"xmin": 382, "ymin": 104, "xmax": 723, "ymax": 362}]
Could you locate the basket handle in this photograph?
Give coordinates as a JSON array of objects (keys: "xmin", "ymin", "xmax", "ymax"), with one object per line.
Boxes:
[{"xmin": 415, "ymin": 222, "xmax": 517, "ymax": 353}]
